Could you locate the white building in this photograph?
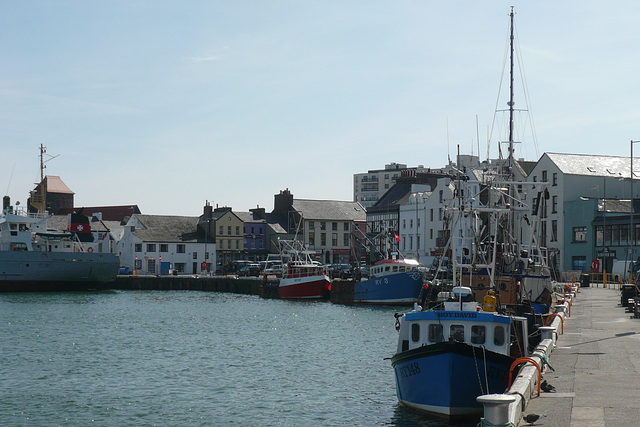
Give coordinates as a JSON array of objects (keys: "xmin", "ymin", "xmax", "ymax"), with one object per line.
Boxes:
[
  {"xmin": 524, "ymin": 152, "xmax": 635, "ymax": 273},
  {"xmin": 398, "ymin": 178, "xmax": 455, "ymax": 265},
  {"xmin": 116, "ymin": 214, "xmax": 216, "ymax": 275}
]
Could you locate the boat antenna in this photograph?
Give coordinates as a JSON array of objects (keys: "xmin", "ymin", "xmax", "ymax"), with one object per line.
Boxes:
[
  {"xmin": 5, "ymin": 163, "xmax": 16, "ymax": 196},
  {"xmin": 39, "ymin": 143, "xmax": 60, "ymax": 182}
]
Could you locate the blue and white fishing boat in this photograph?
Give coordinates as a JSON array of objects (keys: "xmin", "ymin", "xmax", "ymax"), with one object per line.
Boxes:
[
  {"xmin": 391, "ymin": 287, "xmax": 528, "ymax": 419},
  {"xmin": 353, "ymin": 258, "xmax": 424, "ymax": 305}
]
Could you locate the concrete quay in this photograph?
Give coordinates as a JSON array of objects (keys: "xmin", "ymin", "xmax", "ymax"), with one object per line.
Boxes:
[{"xmin": 520, "ymin": 285, "xmax": 640, "ymax": 427}]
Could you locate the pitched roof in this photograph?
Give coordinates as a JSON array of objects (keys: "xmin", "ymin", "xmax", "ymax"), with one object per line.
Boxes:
[
  {"xmin": 291, "ymin": 199, "xmax": 366, "ymax": 221},
  {"xmin": 45, "ymin": 176, "xmax": 74, "ymax": 194},
  {"xmin": 132, "ymin": 214, "xmax": 201, "ymax": 242},
  {"xmin": 235, "ymin": 211, "xmax": 266, "ymax": 223},
  {"xmin": 57, "ymin": 205, "xmax": 141, "ymax": 222},
  {"xmin": 544, "ymin": 152, "xmax": 635, "ymax": 178}
]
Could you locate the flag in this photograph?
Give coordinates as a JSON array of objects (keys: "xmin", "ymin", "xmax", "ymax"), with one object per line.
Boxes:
[{"xmin": 394, "ymin": 233, "xmax": 401, "ymax": 242}]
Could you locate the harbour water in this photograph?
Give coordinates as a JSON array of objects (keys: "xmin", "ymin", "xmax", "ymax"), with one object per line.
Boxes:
[{"xmin": 1, "ymin": 291, "xmax": 474, "ymax": 426}]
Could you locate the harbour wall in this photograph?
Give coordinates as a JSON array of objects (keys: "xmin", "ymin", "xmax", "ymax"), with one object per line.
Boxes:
[{"xmin": 110, "ymin": 275, "xmax": 280, "ymax": 298}]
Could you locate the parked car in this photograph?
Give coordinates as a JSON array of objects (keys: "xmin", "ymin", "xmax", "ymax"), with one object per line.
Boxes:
[
  {"xmin": 329, "ymin": 263, "xmax": 352, "ymax": 280},
  {"xmin": 264, "ymin": 264, "xmax": 284, "ymax": 277},
  {"xmin": 239, "ymin": 263, "xmax": 261, "ymax": 277}
]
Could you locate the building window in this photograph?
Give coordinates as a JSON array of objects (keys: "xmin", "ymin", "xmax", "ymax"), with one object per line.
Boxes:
[
  {"xmin": 227, "ymin": 226, "xmax": 232, "ymax": 235},
  {"xmin": 309, "ymin": 232, "xmax": 315, "ymax": 246},
  {"xmin": 320, "ymin": 222, "xmax": 326, "ymax": 230},
  {"xmin": 343, "ymin": 233, "xmax": 349, "ymax": 246},
  {"xmin": 439, "ymin": 190, "xmax": 443, "ymax": 203},
  {"xmin": 219, "ymin": 226, "xmax": 224, "ymax": 235},
  {"xmin": 332, "ymin": 222, "xmax": 337, "ymax": 231},
  {"xmin": 552, "ymin": 173, "xmax": 558, "ymax": 186},
  {"xmin": 542, "ymin": 170, "xmax": 548, "ymax": 182},
  {"xmin": 177, "ymin": 244, "xmax": 185, "ymax": 253},
  {"xmin": 235, "ymin": 226, "xmax": 240, "ymax": 235},
  {"xmin": 551, "ymin": 220, "xmax": 558, "ymax": 242},
  {"xmin": 403, "ymin": 219, "xmax": 406, "ymax": 229},
  {"xmin": 552, "ymin": 195, "xmax": 558, "ymax": 213},
  {"xmin": 409, "ymin": 235, "xmax": 413, "ymax": 250},
  {"xmin": 134, "ymin": 244, "xmax": 142, "ymax": 252},
  {"xmin": 430, "ymin": 209, "xmax": 434, "ymax": 221},
  {"xmin": 410, "ymin": 219, "xmax": 413, "ymax": 228},
  {"xmin": 236, "ymin": 240, "xmax": 239, "ymax": 249},
  {"xmin": 146, "ymin": 244, "xmax": 156, "ymax": 252},
  {"xmin": 321, "ymin": 233, "xmax": 326, "ymax": 245},
  {"xmin": 417, "ymin": 235, "xmax": 420, "ymax": 250},
  {"xmin": 430, "ymin": 229, "xmax": 433, "ymax": 239},
  {"xmin": 160, "ymin": 244, "xmax": 168, "ymax": 252},
  {"xmin": 417, "ymin": 218, "xmax": 420, "ymax": 227},
  {"xmin": 573, "ymin": 226, "xmax": 587, "ymax": 242},
  {"xmin": 332, "ymin": 233, "xmax": 338, "ymax": 246},
  {"xmin": 193, "ymin": 252, "xmax": 198, "ymax": 259},
  {"xmin": 308, "ymin": 221, "xmax": 314, "ymax": 229},
  {"xmin": 572, "ymin": 256, "xmax": 587, "ymax": 270},
  {"xmin": 147, "ymin": 258, "xmax": 156, "ymax": 273},
  {"xmin": 227, "ymin": 241, "xmax": 231, "ymax": 249},
  {"xmin": 343, "ymin": 223, "xmax": 349, "ymax": 231}
]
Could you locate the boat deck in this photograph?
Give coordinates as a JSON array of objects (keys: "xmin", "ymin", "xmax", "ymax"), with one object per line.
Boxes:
[{"xmin": 522, "ymin": 285, "xmax": 640, "ymax": 426}]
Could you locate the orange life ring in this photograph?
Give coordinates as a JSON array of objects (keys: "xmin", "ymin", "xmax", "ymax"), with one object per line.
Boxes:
[{"xmin": 87, "ymin": 247, "xmax": 94, "ymax": 253}]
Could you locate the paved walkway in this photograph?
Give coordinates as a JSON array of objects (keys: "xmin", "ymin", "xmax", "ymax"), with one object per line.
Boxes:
[{"xmin": 522, "ymin": 286, "xmax": 640, "ymax": 426}]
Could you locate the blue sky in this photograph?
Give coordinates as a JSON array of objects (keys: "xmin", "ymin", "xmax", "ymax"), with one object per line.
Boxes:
[{"xmin": 2, "ymin": 1, "xmax": 640, "ymax": 215}]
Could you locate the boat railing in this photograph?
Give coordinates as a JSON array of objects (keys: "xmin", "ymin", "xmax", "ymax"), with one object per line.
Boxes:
[{"xmin": 3, "ymin": 205, "xmax": 48, "ymax": 219}]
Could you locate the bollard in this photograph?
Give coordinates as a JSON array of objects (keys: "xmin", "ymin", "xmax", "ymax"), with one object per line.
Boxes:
[
  {"xmin": 477, "ymin": 394, "xmax": 517, "ymax": 426},
  {"xmin": 539, "ymin": 326, "xmax": 556, "ymax": 346}
]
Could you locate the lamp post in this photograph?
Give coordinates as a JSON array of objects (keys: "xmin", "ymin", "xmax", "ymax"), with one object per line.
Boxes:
[
  {"xmin": 631, "ymin": 140, "xmax": 640, "ymax": 282},
  {"xmin": 204, "ymin": 218, "xmax": 213, "ymax": 275}
]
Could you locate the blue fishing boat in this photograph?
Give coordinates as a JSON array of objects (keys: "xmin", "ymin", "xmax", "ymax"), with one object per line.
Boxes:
[
  {"xmin": 353, "ymin": 258, "xmax": 424, "ymax": 305},
  {"xmin": 391, "ymin": 287, "xmax": 527, "ymax": 419}
]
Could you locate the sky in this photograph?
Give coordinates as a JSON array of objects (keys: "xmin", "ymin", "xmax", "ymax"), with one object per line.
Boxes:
[{"xmin": 2, "ymin": 1, "xmax": 640, "ymax": 216}]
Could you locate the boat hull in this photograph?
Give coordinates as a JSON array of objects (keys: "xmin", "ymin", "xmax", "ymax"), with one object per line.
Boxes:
[
  {"xmin": 391, "ymin": 341, "xmax": 514, "ymax": 419},
  {"xmin": 279, "ymin": 275, "xmax": 330, "ymax": 299},
  {"xmin": 353, "ymin": 271, "xmax": 423, "ymax": 304},
  {"xmin": 0, "ymin": 251, "xmax": 120, "ymax": 292}
]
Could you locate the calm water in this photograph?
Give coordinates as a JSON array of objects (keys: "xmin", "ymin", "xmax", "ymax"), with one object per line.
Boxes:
[{"xmin": 1, "ymin": 291, "xmax": 474, "ymax": 426}]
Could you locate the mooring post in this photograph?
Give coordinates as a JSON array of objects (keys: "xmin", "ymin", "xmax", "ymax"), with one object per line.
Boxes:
[{"xmin": 477, "ymin": 394, "xmax": 517, "ymax": 426}]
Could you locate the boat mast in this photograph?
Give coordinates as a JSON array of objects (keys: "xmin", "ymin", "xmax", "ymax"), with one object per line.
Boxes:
[{"xmin": 507, "ymin": 6, "xmax": 515, "ymax": 175}]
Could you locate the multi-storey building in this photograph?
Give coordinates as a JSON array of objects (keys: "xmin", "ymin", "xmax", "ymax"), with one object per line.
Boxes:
[
  {"xmin": 117, "ymin": 214, "xmax": 215, "ymax": 275},
  {"xmin": 354, "ymin": 163, "xmax": 419, "ymax": 208},
  {"xmin": 529, "ymin": 152, "xmax": 637, "ymax": 274},
  {"xmin": 272, "ymin": 189, "xmax": 367, "ymax": 265}
]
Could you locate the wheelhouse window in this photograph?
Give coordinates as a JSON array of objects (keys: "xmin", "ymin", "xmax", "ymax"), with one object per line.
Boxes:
[
  {"xmin": 494, "ymin": 326, "xmax": 506, "ymax": 346},
  {"xmin": 411, "ymin": 323, "xmax": 420, "ymax": 342},
  {"xmin": 450, "ymin": 325, "xmax": 464, "ymax": 342},
  {"xmin": 428, "ymin": 324, "xmax": 444, "ymax": 342},
  {"xmin": 471, "ymin": 325, "xmax": 486, "ymax": 344}
]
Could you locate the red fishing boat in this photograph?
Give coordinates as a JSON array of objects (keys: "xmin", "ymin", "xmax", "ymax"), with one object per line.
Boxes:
[{"xmin": 278, "ymin": 240, "xmax": 330, "ymax": 299}]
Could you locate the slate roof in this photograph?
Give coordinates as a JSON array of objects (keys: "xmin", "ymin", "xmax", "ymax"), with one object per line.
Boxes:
[
  {"xmin": 235, "ymin": 211, "xmax": 266, "ymax": 223},
  {"xmin": 132, "ymin": 214, "xmax": 201, "ymax": 242},
  {"xmin": 46, "ymin": 214, "xmax": 113, "ymax": 233},
  {"xmin": 291, "ymin": 199, "xmax": 366, "ymax": 221},
  {"xmin": 368, "ymin": 181, "xmax": 415, "ymax": 213},
  {"xmin": 58, "ymin": 205, "xmax": 141, "ymax": 222},
  {"xmin": 545, "ymin": 152, "xmax": 637, "ymax": 178}
]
